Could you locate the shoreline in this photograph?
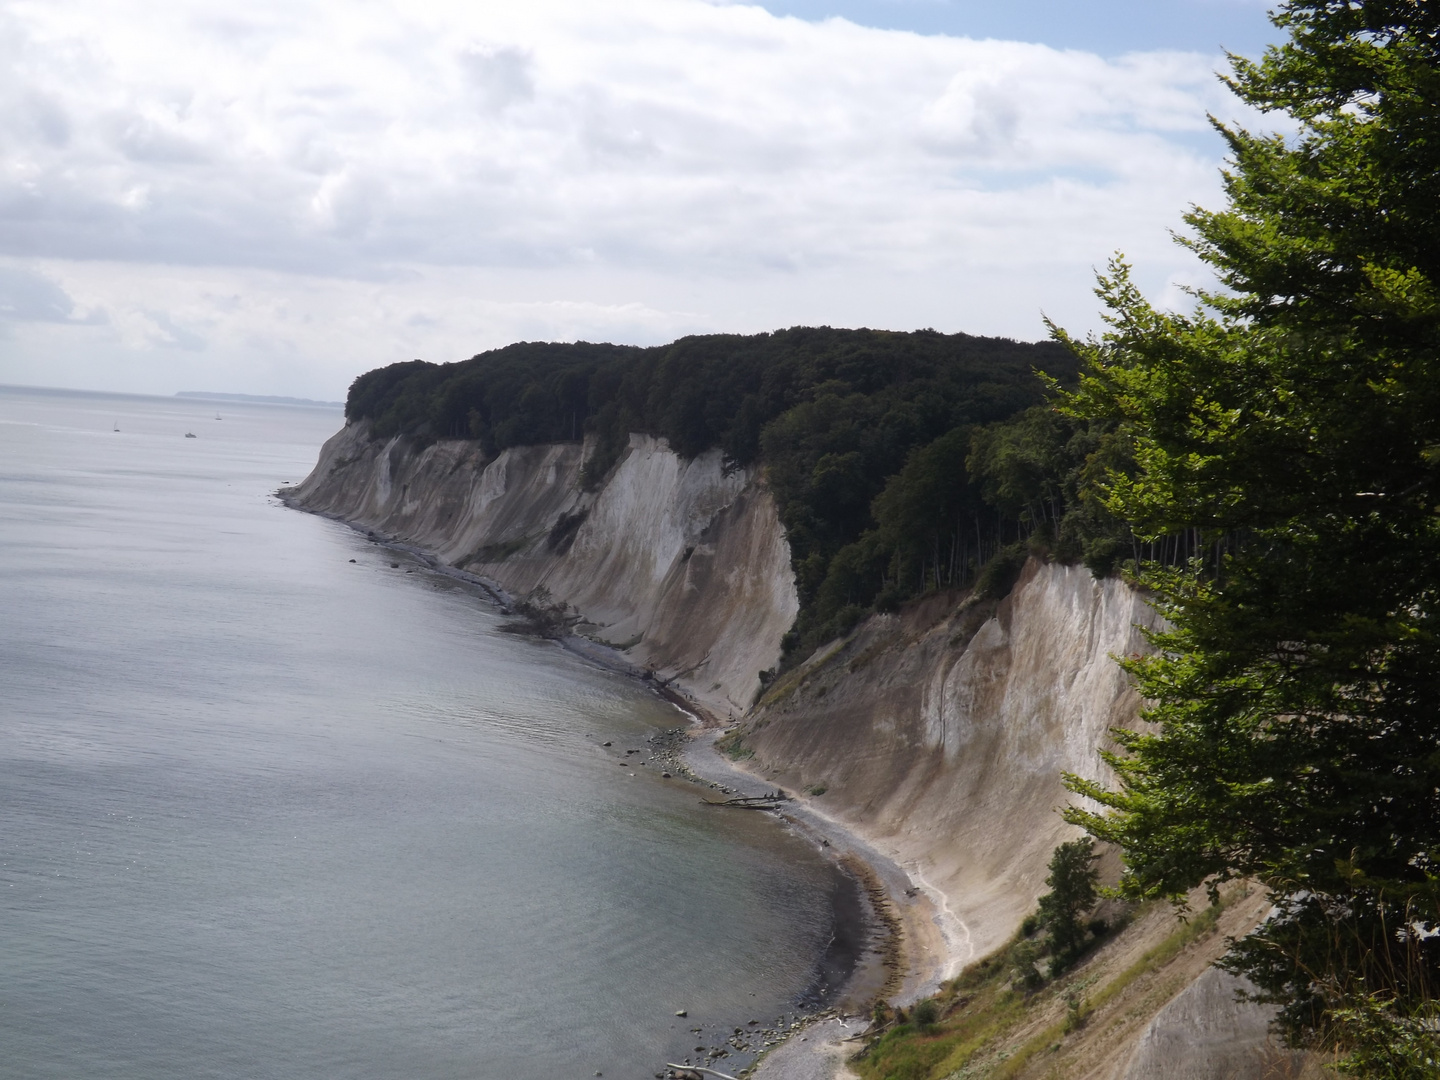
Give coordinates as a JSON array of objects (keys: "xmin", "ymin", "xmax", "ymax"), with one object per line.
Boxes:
[
  {"xmin": 277, "ymin": 495, "xmax": 954, "ymax": 1078},
  {"xmin": 642, "ymin": 728, "xmax": 884, "ymax": 1017},
  {"xmin": 678, "ymin": 731, "xmax": 946, "ymax": 1006},
  {"xmin": 587, "ymin": 676, "xmax": 958, "ymax": 1080},
  {"xmin": 672, "ymin": 732, "xmax": 955, "ymax": 1080}
]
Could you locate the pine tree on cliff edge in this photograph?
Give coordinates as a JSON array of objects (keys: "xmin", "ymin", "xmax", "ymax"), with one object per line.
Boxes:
[{"xmin": 1055, "ymin": 1, "xmax": 1440, "ymax": 1070}]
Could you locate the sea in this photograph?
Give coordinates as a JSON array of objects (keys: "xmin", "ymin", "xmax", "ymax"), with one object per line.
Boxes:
[{"xmin": 0, "ymin": 385, "xmax": 852, "ymax": 1080}]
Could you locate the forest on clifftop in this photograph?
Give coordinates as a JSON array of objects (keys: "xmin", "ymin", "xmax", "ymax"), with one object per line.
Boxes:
[{"xmin": 343, "ymin": 327, "xmax": 1121, "ymax": 661}]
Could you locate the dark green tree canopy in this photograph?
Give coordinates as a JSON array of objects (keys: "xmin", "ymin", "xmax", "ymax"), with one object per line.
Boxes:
[
  {"xmin": 344, "ymin": 326, "xmax": 1078, "ymax": 661},
  {"xmin": 1054, "ymin": 0, "xmax": 1440, "ymax": 1058},
  {"xmin": 1036, "ymin": 838, "xmax": 1102, "ymax": 978}
]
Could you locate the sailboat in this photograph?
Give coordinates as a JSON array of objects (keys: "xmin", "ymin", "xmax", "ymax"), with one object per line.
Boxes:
[{"xmin": 113, "ymin": 420, "xmax": 120, "ymax": 432}]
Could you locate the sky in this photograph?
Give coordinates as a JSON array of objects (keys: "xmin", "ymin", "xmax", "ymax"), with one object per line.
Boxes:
[{"xmin": 0, "ymin": 0, "xmax": 1282, "ymax": 400}]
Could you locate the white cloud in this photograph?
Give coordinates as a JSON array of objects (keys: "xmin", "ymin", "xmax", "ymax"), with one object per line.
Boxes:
[{"xmin": 0, "ymin": 0, "xmax": 1260, "ymax": 396}]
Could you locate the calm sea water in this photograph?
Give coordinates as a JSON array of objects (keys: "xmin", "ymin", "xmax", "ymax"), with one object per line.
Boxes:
[{"xmin": 0, "ymin": 386, "xmax": 847, "ymax": 1080}]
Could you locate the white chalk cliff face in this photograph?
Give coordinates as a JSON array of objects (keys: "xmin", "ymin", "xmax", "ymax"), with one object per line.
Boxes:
[
  {"xmin": 736, "ymin": 565, "xmax": 1291, "ymax": 1078},
  {"xmin": 286, "ymin": 421, "xmax": 798, "ymax": 717},
  {"xmin": 289, "ymin": 422, "xmax": 1282, "ymax": 1079},
  {"xmin": 738, "ymin": 560, "xmax": 1161, "ymax": 964}
]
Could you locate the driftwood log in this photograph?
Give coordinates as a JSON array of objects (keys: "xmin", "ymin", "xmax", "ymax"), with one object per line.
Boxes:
[
  {"xmin": 699, "ymin": 793, "xmax": 786, "ymax": 811},
  {"xmin": 665, "ymin": 1065, "xmax": 739, "ymax": 1080}
]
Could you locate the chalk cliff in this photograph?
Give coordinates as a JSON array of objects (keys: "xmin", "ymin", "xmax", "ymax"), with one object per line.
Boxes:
[
  {"xmin": 286, "ymin": 420, "xmax": 797, "ymax": 718},
  {"xmin": 734, "ymin": 560, "xmax": 1159, "ymax": 965},
  {"xmin": 287, "ymin": 421, "xmax": 1285, "ymax": 1079}
]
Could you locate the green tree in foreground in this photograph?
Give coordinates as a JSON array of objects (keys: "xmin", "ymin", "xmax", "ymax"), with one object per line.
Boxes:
[{"xmin": 1056, "ymin": 0, "xmax": 1440, "ymax": 1065}]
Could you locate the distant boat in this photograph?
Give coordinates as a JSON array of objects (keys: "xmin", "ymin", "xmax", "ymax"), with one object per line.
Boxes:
[
  {"xmin": 185, "ymin": 432, "xmax": 197, "ymax": 439},
  {"xmin": 113, "ymin": 421, "xmax": 119, "ymax": 432},
  {"xmin": 215, "ymin": 413, "xmax": 222, "ymax": 420}
]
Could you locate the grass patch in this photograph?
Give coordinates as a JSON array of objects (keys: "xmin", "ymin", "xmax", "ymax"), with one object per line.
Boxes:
[
  {"xmin": 756, "ymin": 635, "xmax": 853, "ymax": 708},
  {"xmin": 756, "ymin": 666, "xmax": 808, "ymax": 708},
  {"xmin": 853, "ymin": 893, "xmax": 1234, "ymax": 1080},
  {"xmin": 846, "ymin": 637, "xmax": 894, "ymax": 675},
  {"xmin": 1084, "ymin": 901, "xmax": 1222, "ymax": 1014},
  {"xmin": 717, "ymin": 731, "xmax": 754, "ymax": 761},
  {"xmin": 855, "ymin": 937, "xmax": 1032, "ymax": 1080}
]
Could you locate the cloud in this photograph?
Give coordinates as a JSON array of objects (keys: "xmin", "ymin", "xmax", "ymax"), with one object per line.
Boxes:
[
  {"xmin": 460, "ymin": 45, "xmax": 537, "ymax": 113},
  {"xmin": 0, "ymin": 266, "xmax": 96, "ymax": 324},
  {"xmin": 0, "ymin": 0, "xmax": 1264, "ymax": 395}
]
